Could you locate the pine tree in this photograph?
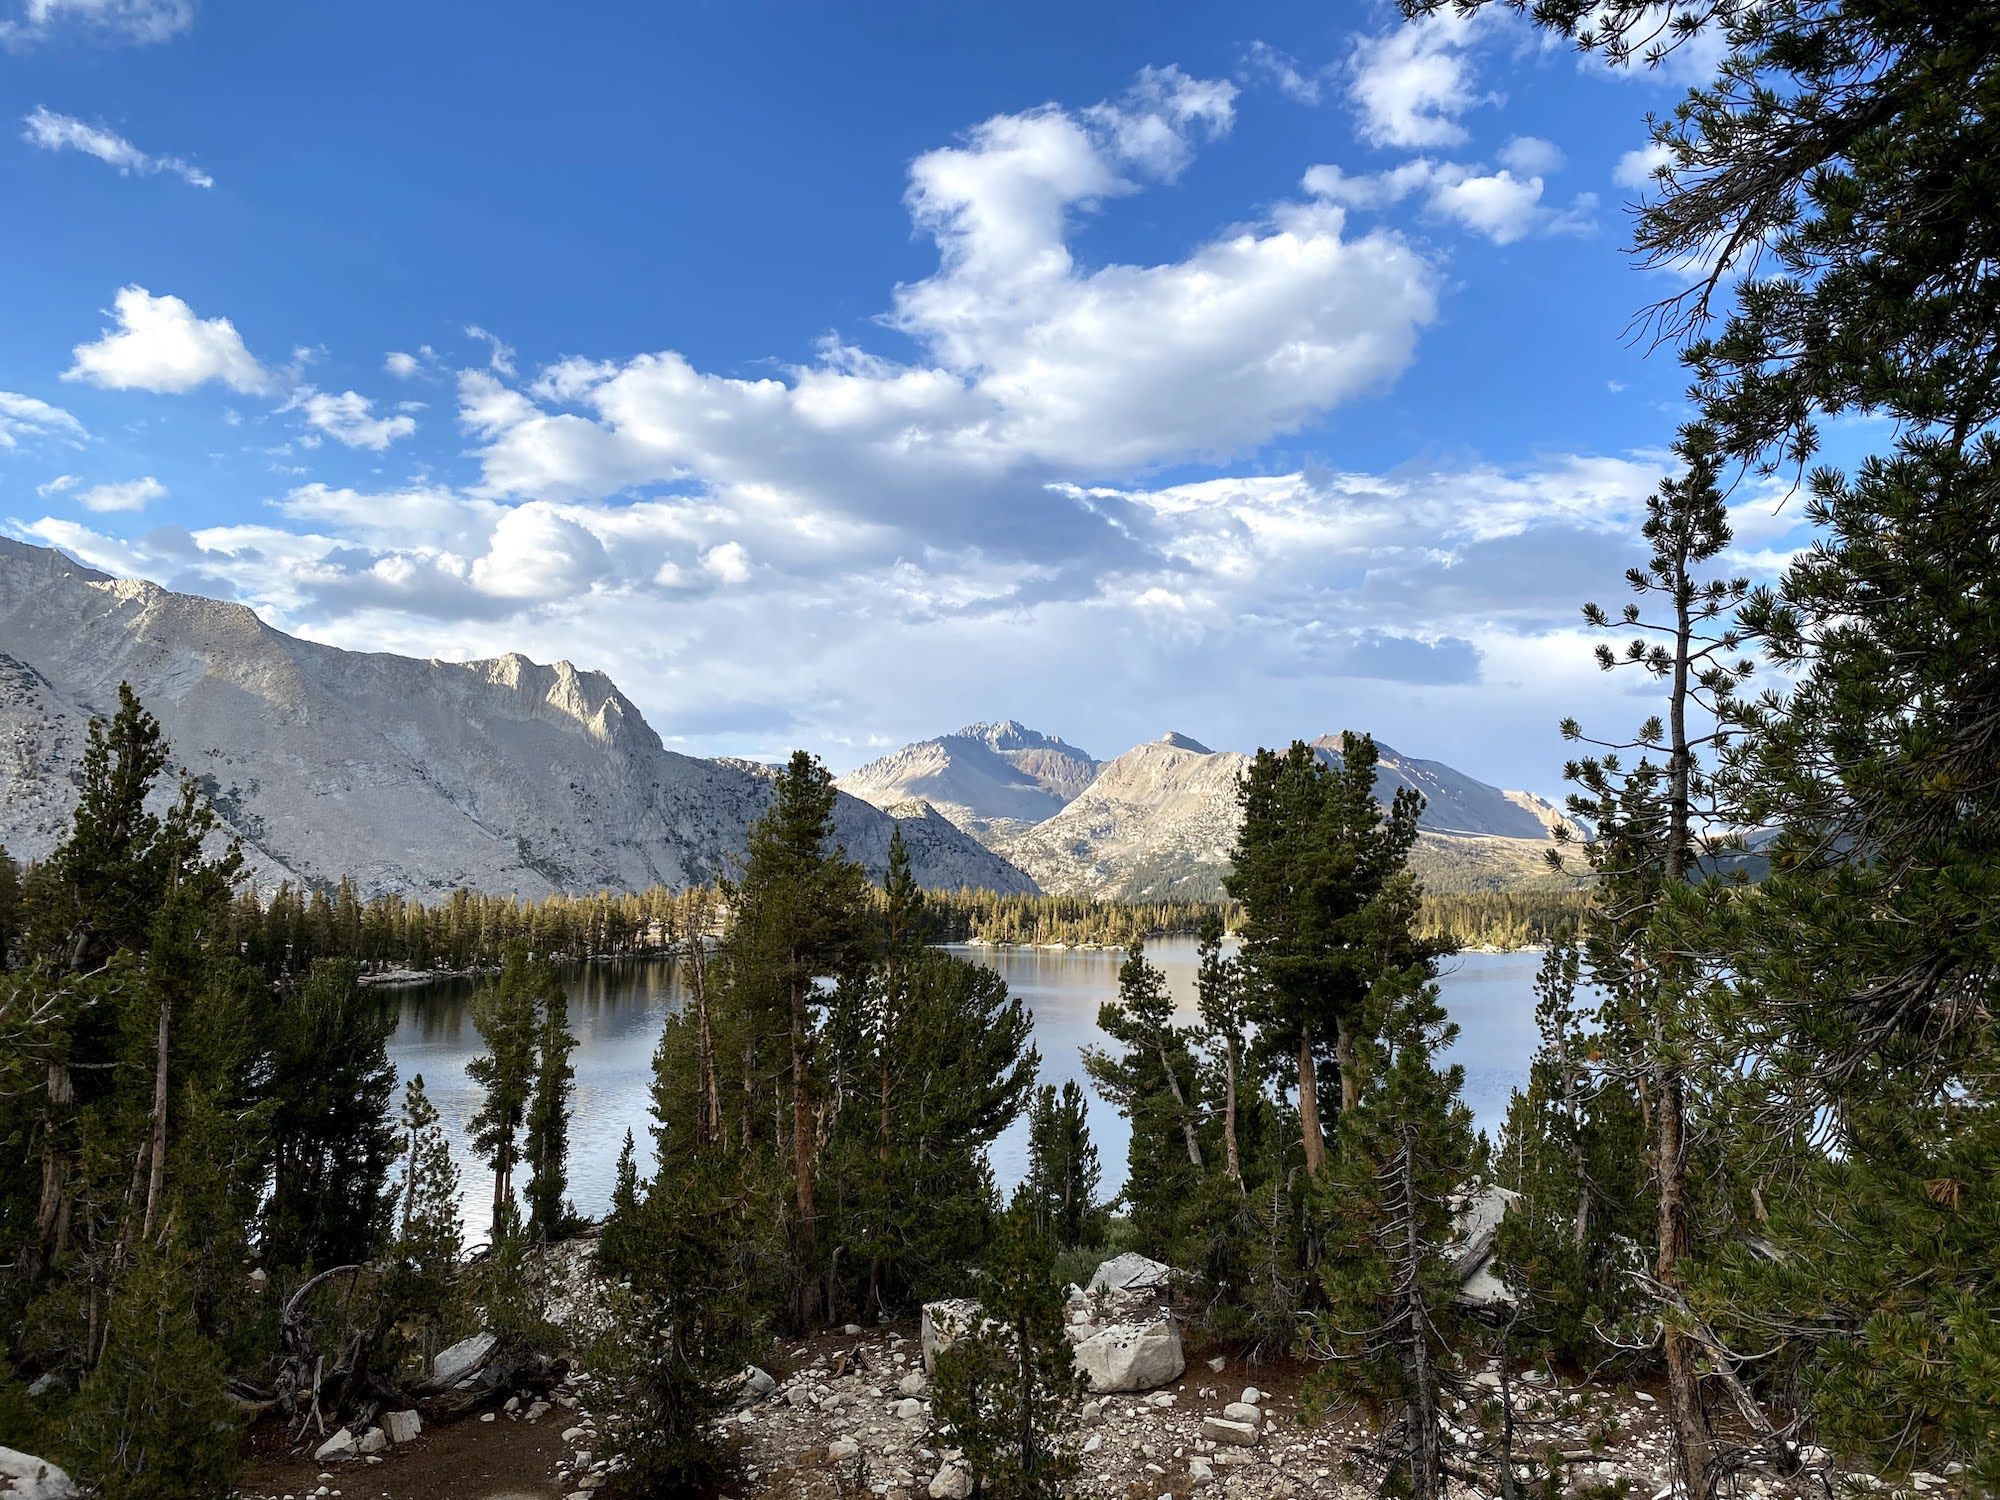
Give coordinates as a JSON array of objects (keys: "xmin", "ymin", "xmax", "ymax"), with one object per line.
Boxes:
[
  {"xmin": 1193, "ymin": 912, "xmax": 1246, "ymax": 1189},
  {"xmin": 1021, "ymin": 1081, "xmax": 1101, "ymax": 1252},
  {"xmin": 726, "ymin": 750, "xmax": 871, "ymax": 1328},
  {"xmin": 1229, "ymin": 735, "xmax": 1435, "ymax": 1176},
  {"xmin": 388, "ymin": 1074, "xmax": 464, "ymax": 1350},
  {"xmin": 62, "ymin": 1228, "xmax": 241, "ymax": 1500},
  {"xmin": 465, "ymin": 946, "xmax": 547, "ymax": 1238},
  {"xmin": 264, "ymin": 959, "xmax": 399, "ymax": 1272},
  {"xmin": 1304, "ymin": 970, "xmax": 1479, "ymax": 1500},
  {"xmin": 523, "ymin": 982, "xmax": 577, "ymax": 1241},
  {"xmin": 1492, "ymin": 938, "xmax": 1648, "ymax": 1363},
  {"xmin": 592, "ymin": 1154, "xmax": 763, "ymax": 1495},
  {"xmin": 1082, "ymin": 941, "xmax": 1203, "ymax": 1260},
  {"xmin": 929, "ymin": 1196, "xmax": 1086, "ymax": 1500}
]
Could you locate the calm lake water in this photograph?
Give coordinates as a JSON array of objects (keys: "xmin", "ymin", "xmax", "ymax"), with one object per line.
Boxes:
[{"xmin": 386, "ymin": 941, "xmax": 1547, "ymax": 1239}]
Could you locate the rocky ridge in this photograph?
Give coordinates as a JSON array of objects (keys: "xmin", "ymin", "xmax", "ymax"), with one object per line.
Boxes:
[
  {"xmin": 837, "ymin": 720, "xmax": 1101, "ymax": 842},
  {"xmin": 992, "ymin": 731, "xmax": 1570, "ymax": 900},
  {"xmin": 0, "ymin": 538, "xmax": 1034, "ymax": 899}
]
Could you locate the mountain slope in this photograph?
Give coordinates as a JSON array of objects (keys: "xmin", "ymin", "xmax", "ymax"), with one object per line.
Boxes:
[
  {"xmin": 836, "ymin": 719, "xmax": 1099, "ymax": 838},
  {"xmin": 993, "ymin": 730, "xmax": 1569, "ymax": 900},
  {"xmin": 0, "ymin": 538, "xmax": 1034, "ymax": 898}
]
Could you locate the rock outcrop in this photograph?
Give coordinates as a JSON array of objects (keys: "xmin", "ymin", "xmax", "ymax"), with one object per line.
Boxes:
[{"xmin": 0, "ymin": 539, "xmax": 1034, "ymax": 898}]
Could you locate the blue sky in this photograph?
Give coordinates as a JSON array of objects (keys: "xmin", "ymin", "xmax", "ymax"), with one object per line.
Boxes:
[{"xmin": 0, "ymin": 0, "xmax": 1811, "ymax": 794}]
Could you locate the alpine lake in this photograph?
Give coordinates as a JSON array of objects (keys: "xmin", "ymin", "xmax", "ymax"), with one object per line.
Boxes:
[{"xmin": 384, "ymin": 940, "xmax": 1547, "ymax": 1239}]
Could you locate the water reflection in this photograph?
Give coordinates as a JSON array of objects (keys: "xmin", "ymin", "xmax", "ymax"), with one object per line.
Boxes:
[{"xmin": 385, "ymin": 942, "xmax": 1547, "ymax": 1239}]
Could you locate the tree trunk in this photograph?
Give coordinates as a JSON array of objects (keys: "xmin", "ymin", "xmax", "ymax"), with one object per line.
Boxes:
[
  {"xmin": 1399, "ymin": 1128, "xmax": 1442, "ymax": 1500},
  {"xmin": 1297, "ymin": 1030, "xmax": 1326, "ymax": 1174},
  {"xmin": 1222, "ymin": 1038, "xmax": 1242, "ymax": 1188},
  {"xmin": 1156, "ymin": 1039, "xmax": 1204, "ymax": 1169},
  {"xmin": 791, "ymin": 974, "xmax": 821, "ymax": 1327},
  {"xmin": 32, "ymin": 1057, "xmax": 75, "ymax": 1278},
  {"xmin": 1335, "ymin": 1017, "xmax": 1359, "ymax": 1114},
  {"xmin": 1657, "ymin": 1063, "xmax": 1714, "ymax": 1498},
  {"xmin": 142, "ymin": 997, "xmax": 171, "ymax": 1239},
  {"xmin": 1567, "ymin": 1055, "xmax": 1590, "ymax": 1254},
  {"xmin": 1658, "ymin": 527, "xmax": 1716, "ymax": 1499}
]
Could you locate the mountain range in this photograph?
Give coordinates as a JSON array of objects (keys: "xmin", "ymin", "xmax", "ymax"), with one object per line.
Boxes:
[
  {"xmin": 841, "ymin": 728, "xmax": 1568, "ymax": 900},
  {"xmin": 0, "ymin": 536, "xmax": 1567, "ymax": 902},
  {"xmin": 0, "ymin": 538, "xmax": 1032, "ymax": 898}
]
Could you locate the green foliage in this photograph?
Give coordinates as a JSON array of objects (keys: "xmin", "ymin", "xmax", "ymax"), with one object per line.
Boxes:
[
  {"xmin": 465, "ymin": 946, "xmax": 557, "ymax": 1235},
  {"xmin": 385, "ymin": 1074, "xmax": 465, "ymax": 1354},
  {"xmin": 1305, "ymin": 972, "xmax": 1479, "ymax": 1500},
  {"xmin": 62, "ymin": 1230, "xmax": 242, "ymax": 1500},
  {"xmin": 1020, "ymin": 1081, "xmax": 1102, "ymax": 1252},
  {"xmin": 263, "ymin": 959, "xmax": 399, "ymax": 1273},
  {"xmin": 593, "ymin": 1155, "xmax": 764, "ymax": 1498},
  {"xmin": 1229, "ymin": 734, "xmax": 1444, "ymax": 1173},
  {"xmin": 1082, "ymin": 941, "xmax": 1203, "ymax": 1262},
  {"xmin": 524, "ymin": 982, "xmax": 578, "ymax": 1240},
  {"xmin": 929, "ymin": 1198, "xmax": 1088, "ymax": 1500},
  {"xmin": 1492, "ymin": 940, "xmax": 1648, "ymax": 1364}
]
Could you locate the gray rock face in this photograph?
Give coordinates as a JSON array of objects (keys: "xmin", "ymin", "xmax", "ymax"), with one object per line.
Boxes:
[
  {"xmin": 381, "ymin": 1409, "xmax": 422, "ymax": 1444},
  {"xmin": 426, "ymin": 1331, "xmax": 499, "ymax": 1390},
  {"xmin": 1451, "ymin": 1182, "xmax": 1523, "ymax": 1309},
  {"xmin": 837, "ymin": 719, "xmax": 1100, "ymax": 840},
  {"xmin": 0, "ymin": 1447, "xmax": 78, "ymax": 1500},
  {"xmin": 1086, "ymin": 1251, "xmax": 1175, "ymax": 1298},
  {"xmin": 1070, "ymin": 1316, "xmax": 1185, "ymax": 1394},
  {"xmin": 0, "ymin": 539, "xmax": 1033, "ymax": 898},
  {"xmin": 988, "ymin": 728, "xmax": 1565, "ymax": 900},
  {"xmin": 919, "ymin": 1298, "xmax": 984, "ymax": 1376}
]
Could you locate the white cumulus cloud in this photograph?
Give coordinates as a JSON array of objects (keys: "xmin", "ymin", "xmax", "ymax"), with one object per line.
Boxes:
[
  {"xmin": 21, "ymin": 106, "xmax": 210, "ymax": 186},
  {"xmin": 0, "ymin": 389, "xmax": 88, "ymax": 448},
  {"xmin": 461, "ymin": 66, "xmax": 1439, "ymax": 557},
  {"xmin": 1, "ymin": 0, "xmax": 193, "ymax": 47},
  {"xmin": 76, "ymin": 475, "xmax": 166, "ymax": 512},
  {"xmin": 1347, "ymin": 9, "xmax": 1496, "ymax": 149},
  {"xmin": 1304, "ymin": 156, "xmax": 1594, "ymax": 246},
  {"xmin": 65, "ymin": 286, "xmax": 272, "ymax": 395},
  {"xmin": 469, "ymin": 502, "xmax": 610, "ymax": 600},
  {"xmin": 287, "ymin": 387, "xmax": 418, "ymax": 450}
]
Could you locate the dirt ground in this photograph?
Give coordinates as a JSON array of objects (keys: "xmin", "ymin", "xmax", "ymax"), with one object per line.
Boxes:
[{"xmin": 239, "ymin": 1405, "xmax": 573, "ymax": 1500}]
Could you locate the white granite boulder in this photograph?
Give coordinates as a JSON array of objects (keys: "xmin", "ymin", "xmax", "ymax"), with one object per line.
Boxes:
[
  {"xmin": 920, "ymin": 1298, "xmax": 986, "ymax": 1375},
  {"xmin": 0, "ymin": 1448, "xmax": 78, "ymax": 1500},
  {"xmin": 382, "ymin": 1409, "xmax": 422, "ymax": 1444},
  {"xmin": 1070, "ymin": 1315, "xmax": 1184, "ymax": 1393},
  {"xmin": 425, "ymin": 1330, "xmax": 499, "ymax": 1390},
  {"xmin": 1085, "ymin": 1251, "xmax": 1175, "ymax": 1298}
]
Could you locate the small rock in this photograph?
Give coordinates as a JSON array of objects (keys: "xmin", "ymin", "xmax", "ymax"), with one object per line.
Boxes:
[
  {"xmin": 1240, "ymin": 1387, "xmax": 1263, "ymax": 1406},
  {"xmin": 899, "ymin": 1371, "xmax": 929, "ymax": 1397},
  {"xmin": 382, "ymin": 1409, "xmax": 422, "ymax": 1445},
  {"xmin": 312, "ymin": 1430, "xmax": 358, "ymax": 1463},
  {"xmin": 828, "ymin": 1437, "xmax": 861, "ymax": 1462},
  {"xmin": 894, "ymin": 1398, "xmax": 926, "ymax": 1421},
  {"xmin": 1222, "ymin": 1401, "xmax": 1263, "ymax": 1427},
  {"xmin": 928, "ymin": 1462, "xmax": 973, "ymax": 1500},
  {"xmin": 525, "ymin": 1400, "xmax": 551, "ymax": 1421},
  {"xmin": 1205, "ymin": 1356, "xmax": 1226, "ymax": 1373},
  {"xmin": 478, "ymin": 1412, "xmax": 495, "ymax": 1424},
  {"xmin": 842, "ymin": 1323, "xmax": 864, "ymax": 1336},
  {"xmin": 1201, "ymin": 1416, "xmax": 1260, "ymax": 1448},
  {"xmin": 354, "ymin": 1428, "xmax": 387, "ymax": 1456}
]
